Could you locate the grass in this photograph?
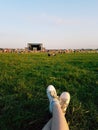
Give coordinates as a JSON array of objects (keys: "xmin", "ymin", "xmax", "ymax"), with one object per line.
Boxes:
[{"xmin": 0, "ymin": 52, "xmax": 98, "ymax": 130}]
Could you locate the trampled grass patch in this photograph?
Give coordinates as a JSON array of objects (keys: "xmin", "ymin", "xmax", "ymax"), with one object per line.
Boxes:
[{"xmin": 0, "ymin": 52, "xmax": 98, "ymax": 130}]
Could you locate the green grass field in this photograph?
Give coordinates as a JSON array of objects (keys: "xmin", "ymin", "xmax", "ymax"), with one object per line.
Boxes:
[{"xmin": 0, "ymin": 52, "xmax": 98, "ymax": 130}]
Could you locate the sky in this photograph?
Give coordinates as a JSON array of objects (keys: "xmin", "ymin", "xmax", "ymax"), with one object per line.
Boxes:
[{"xmin": 0, "ymin": 0, "xmax": 98, "ymax": 49}]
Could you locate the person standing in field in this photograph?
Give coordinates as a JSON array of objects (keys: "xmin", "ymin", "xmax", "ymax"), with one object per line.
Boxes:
[{"xmin": 42, "ymin": 85, "xmax": 70, "ymax": 130}]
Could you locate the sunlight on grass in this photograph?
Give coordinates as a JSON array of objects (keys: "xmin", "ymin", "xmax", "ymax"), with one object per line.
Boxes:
[{"xmin": 0, "ymin": 53, "xmax": 98, "ymax": 130}]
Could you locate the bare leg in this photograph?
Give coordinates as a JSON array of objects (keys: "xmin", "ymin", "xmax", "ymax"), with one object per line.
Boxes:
[
  {"xmin": 51, "ymin": 102, "xmax": 69, "ymax": 130},
  {"xmin": 42, "ymin": 103, "xmax": 69, "ymax": 130},
  {"xmin": 42, "ymin": 119, "xmax": 52, "ymax": 130},
  {"xmin": 42, "ymin": 85, "xmax": 70, "ymax": 130}
]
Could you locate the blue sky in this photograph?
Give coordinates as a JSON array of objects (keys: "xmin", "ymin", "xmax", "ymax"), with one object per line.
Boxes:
[{"xmin": 0, "ymin": 0, "xmax": 98, "ymax": 49}]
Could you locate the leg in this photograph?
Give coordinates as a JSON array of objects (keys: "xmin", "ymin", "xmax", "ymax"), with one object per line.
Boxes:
[
  {"xmin": 42, "ymin": 119, "xmax": 52, "ymax": 130},
  {"xmin": 51, "ymin": 102, "xmax": 69, "ymax": 130},
  {"xmin": 42, "ymin": 85, "xmax": 70, "ymax": 130}
]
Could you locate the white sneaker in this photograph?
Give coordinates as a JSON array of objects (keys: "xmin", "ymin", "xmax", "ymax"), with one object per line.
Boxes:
[
  {"xmin": 59, "ymin": 92, "xmax": 70, "ymax": 114},
  {"xmin": 46, "ymin": 85, "xmax": 59, "ymax": 113}
]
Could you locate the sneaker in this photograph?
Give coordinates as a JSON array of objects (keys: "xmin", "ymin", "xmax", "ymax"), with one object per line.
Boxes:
[
  {"xmin": 59, "ymin": 92, "xmax": 70, "ymax": 114},
  {"xmin": 46, "ymin": 85, "xmax": 59, "ymax": 113}
]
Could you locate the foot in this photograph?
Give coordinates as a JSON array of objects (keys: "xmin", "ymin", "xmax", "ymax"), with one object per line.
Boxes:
[
  {"xmin": 46, "ymin": 85, "xmax": 59, "ymax": 113},
  {"xmin": 59, "ymin": 92, "xmax": 70, "ymax": 114}
]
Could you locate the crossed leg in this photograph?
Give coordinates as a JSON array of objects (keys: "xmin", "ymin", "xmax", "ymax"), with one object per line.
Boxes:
[{"xmin": 42, "ymin": 102, "xmax": 69, "ymax": 130}]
